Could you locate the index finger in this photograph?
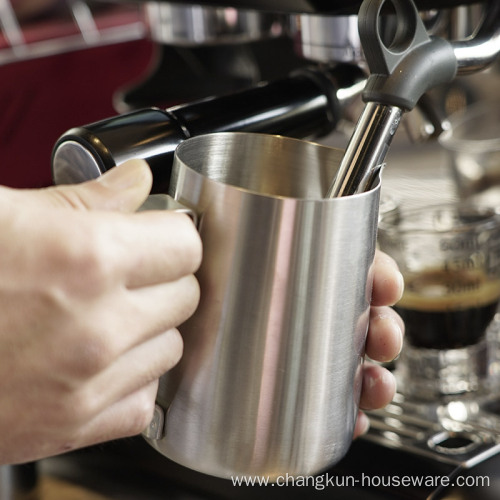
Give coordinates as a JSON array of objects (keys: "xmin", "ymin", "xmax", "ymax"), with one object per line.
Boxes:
[{"xmin": 106, "ymin": 210, "xmax": 202, "ymax": 288}]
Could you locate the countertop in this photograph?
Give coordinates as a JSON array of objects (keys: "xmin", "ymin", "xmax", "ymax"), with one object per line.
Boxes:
[
  {"xmin": 36, "ymin": 477, "xmax": 110, "ymax": 500},
  {"xmin": 30, "ymin": 436, "xmax": 500, "ymax": 500}
]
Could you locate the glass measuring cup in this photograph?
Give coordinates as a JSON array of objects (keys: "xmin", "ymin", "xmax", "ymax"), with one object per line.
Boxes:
[{"xmin": 378, "ymin": 202, "xmax": 500, "ymax": 400}]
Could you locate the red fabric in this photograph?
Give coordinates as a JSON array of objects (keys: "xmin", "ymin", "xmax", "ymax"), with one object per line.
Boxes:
[{"xmin": 0, "ymin": 39, "xmax": 154, "ymax": 188}]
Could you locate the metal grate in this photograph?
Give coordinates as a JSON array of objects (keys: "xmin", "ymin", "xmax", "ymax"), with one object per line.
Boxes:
[{"xmin": 0, "ymin": 0, "xmax": 147, "ymax": 65}]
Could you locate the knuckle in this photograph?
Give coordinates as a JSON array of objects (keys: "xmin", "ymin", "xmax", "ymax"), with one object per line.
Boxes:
[
  {"xmin": 183, "ymin": 275, "xmax": 201, "ymax": 316},
  {"xmin": 166, "ymin": 276, "xmax": 200, "ymax": 328},
  {"xmin": 47, "ymin": 387, "xmax": 97, "ymax": 428},
  {"xmin": 65, "ymin": 395, "xmax": 96, "ymax": 426},
  {"xmin": 164, "ymin": 328, "xmax": 184, "ymax": 369},
  {"xmin": 126, "ymin": 391, "xmax": 157, "ymax": 436},
  {"xmin": 186, "ymin": 225, "xmax": 203, "ymax": 272},
  {"xmin": 74, "ymin": 243, "xmax": 113, "ymax": 291},
  {"xmin": 44, "ymin": 186, "xmax": 92, "ymax": 210},
  {"xmin": 174, "ymin": 214, "xmax": 202, "ymax": 273},
  {"xmin": 69, "ymin": 333, "xmax": 114, "ymax": 379},
  {"xmin": 55, "ymin": 225, "xmax": 115, "ymax": 294}
]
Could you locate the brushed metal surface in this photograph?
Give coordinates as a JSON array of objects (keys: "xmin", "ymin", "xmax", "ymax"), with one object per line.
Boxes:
[{"xmin": 144, "ymin": 132, "xmax": 380, "ymax": 479}]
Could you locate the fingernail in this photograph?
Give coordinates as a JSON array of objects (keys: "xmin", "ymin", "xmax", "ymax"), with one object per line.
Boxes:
[
  {"xmin": 396, "ymin": 271, "xmax": 405, "ymax": 302},
  {"xmin": 357, "ymin": 412, "xmax": 370, "ymax": 435},
  {"xmin": 392, "ymin": 319, "xmax": 404, "ymax": 359},
  {"xmin": 97, "ymin": 160, "xmax": 151, "ymax": 190},
  {"xmin": 383, "ymin": 369, "xmax": 396, "ymax": 389}
]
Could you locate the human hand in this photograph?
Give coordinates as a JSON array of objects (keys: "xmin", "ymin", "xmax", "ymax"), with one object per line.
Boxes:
[
  {"xmin": 0, "ymin": 160, "xmax": 202, "ymax": 464},
  {"xmin": 353, "ymin": 250, "xmax": 405, "ymax": 438}
]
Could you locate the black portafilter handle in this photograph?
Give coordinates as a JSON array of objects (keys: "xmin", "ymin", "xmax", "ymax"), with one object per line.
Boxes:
[{"xmin": 51, "ymin": 64, "xmax": 363, "ymax": 193}]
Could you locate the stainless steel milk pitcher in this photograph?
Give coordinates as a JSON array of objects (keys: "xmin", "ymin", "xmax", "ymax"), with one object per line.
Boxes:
[{"xmin": 143, "ymin": 132, "xmax": 381, "ymax": 479}]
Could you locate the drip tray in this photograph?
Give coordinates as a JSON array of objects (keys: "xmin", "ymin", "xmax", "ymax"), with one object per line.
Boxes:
[{"xmin": 364, "ymin": 392, "xmax": 500, "ymax": 468}]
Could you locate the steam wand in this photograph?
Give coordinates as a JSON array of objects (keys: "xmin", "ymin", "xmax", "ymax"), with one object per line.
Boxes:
[
  {"xmin": 326, "ymin": 0, "xmax": 457, "ymax": 197},
  {"xmin": 328, "ymin": 0, "xmax": 500, "ymax": 197}
]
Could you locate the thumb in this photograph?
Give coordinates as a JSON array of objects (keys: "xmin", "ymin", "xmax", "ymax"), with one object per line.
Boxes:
[{"xmin": 37, "ymin": 159, "xmax": 153, "ymax": 213}]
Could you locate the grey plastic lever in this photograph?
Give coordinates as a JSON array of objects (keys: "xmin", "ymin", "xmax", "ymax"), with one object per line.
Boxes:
[{"xmin": 358, "ymin": 0, "xmax": 457, "ymax": 110}]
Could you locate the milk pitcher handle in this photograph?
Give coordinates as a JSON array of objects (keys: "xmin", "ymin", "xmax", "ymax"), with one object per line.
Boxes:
[{"xmin": 138, "ymin": 194, "xmax": 198, "ymax": 226}]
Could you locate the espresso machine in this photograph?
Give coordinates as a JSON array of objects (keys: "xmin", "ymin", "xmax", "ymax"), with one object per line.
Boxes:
[
  {"xmin": 51, "ymin": 0, "xmax": 500, "ymax": 196},
  {"xmin": 3, "ymin": 0, "xmax": 500, "ymax": 498}
]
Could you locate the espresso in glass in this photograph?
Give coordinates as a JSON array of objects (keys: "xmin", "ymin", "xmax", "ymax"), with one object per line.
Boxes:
[
  {"xmin": 378, "ymin": 202, "xmax": 500, "ymax": 399},
  {"xmin": 396, "ymin": 268, "xmax": 500, "ymax": 350}
]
